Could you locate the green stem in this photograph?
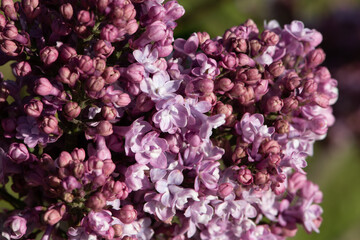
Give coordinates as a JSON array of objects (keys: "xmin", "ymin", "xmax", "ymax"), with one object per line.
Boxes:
[{"xmin": 0, "ymin": 187, "xmax": 26, "ymax": 209}]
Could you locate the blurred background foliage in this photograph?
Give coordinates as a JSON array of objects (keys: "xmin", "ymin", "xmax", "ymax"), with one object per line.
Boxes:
[{"xmin": 1, "ymin": 0, "xmax": 360, "ymax": 239}]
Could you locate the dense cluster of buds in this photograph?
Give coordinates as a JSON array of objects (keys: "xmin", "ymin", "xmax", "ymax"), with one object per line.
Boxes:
[{"xmin": 0, "ymin": 0, "xmax": 338, "ymax": 239}]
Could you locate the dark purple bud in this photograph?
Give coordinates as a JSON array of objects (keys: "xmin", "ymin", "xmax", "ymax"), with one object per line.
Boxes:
[
  {"xmin": 60, "ymin": 3, "xmax": 73, "ymax": 20},
  {"xmin": 218, "ymin": 182, "xmax": 233, "ymax": 198},
  {"xmin": 241, "ymin": 68, "xmax": 261, "ymax": 85},
  {"xmin": 41, "ymin": 115, "xmax": 59, "ymax": 134},
  {"xmin": 237, "ymin": 166, "xmax": 253, "ymax": 185},
  {"xmin": 261, "ymin": 30, "xmax": 279, "ymax": 46},
  {"xmin": 116, "ymin": 93, "xmax": 131, "ymax": 107},
  {"xmin": 40, "ymin": 46, "xmax": 59, "ymax": 66},
  {"xmin": 125, "ymin": 19, "xmax": 138, "ymax": 35},
  {"xmin": 8, "ymin": 143, "xmax": 29, "ymax": 163},
  {"xmin": 126, "ymin": 63, "xmax": 145, "ymax": 83},
  {"xmin": 260, "ymin": 139, "xmax": 281, "ymax": 155},
  {"xmin": 34, "ymin": 77, "xmax": 54, "ymax": 96},
  {"xmin": 87, "ymin": 192, "xmax": 106, "ymax": 211},
  {"xmin": 59, "ymin": 45, "xmax": 77, "ymax": 62},
  {"xmin": 266, "ymin": 96, "xmax": 283, "ymax": 113},
  {"xmin": 86, "ymin": 76, "xmax": 105, "ymax": 92},
  {"xmin": 118, "ymin": 205, "xmax": 137, "ymax": 224},
  {"xmin": 13, "ymin": 61, "xmax": 31, "ymax": 77},
  {"xmin": 282, "ymin": 97, "xmax": 298, "ymax": 114},
  {"xmin": 146, "ymin": 21, "xmax": 167, "ymax": 42},
  {"xmin": 2, "ymin": 117, "xmax": 16, "ymax": 133},
  {"xmin": 102, "ymin": 67, "xmax": 120, "ymax": 84},
  {"xmin": 96, "ymin": 120, "xmax": 113, "ymax": 136},
  {"xmin": 24, "ymin": 99, "xmax": 43, "ymax": 117},
  {"xmin": 96, "ymin": 0, "xmax": 109, "ymax": 12},
  {"xmin": 307, "ymin": 48, "xmax": 325, "ymax": 68},
  {"xmin": 268, "ymin": 60, "xmax": 285, "ymax": 77}
]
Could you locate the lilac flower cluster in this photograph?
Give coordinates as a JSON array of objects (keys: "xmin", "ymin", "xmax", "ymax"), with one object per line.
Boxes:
[{"xmin": 0, "ymin": 0, "xmax": 337, "ymax": 239}]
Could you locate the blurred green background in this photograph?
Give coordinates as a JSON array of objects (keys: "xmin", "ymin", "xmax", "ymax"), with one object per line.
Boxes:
[{"xmin": 1, "ymin": 0, "xmax": 360, "ymax": 239}]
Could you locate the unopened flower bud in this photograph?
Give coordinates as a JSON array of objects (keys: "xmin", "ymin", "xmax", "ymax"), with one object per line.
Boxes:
[
  {"xmin": 273, "ymin": 119, "xmax": 289, "ymax": 134},
  {"xmin": 218, "ymin": 182, "xmax": 233, "ymax": 198},
  {"xmin": 261, "ymin": 30, "xmax": 279, "ymax": 46},
  {"xmin": 41, "ymin": 115, "xmax": 59, "ymax": 134},
  {"xmin": 57, "ymin": 67, "xmax": 78, "ymax": 87},
  {"xmin": 64, "ymin": 102, "xmax": 81, "ymax": 119},
  {"xmin": 272, "ymin": 181, "xmax": 286, "ymax": 195},
  {"xmin": 238, "ymin": 86, "xmax": 254, "ymax": 106},
  {"xmin": 1, "ymin": 40, "xmax": 21, "ymax": 56},
  {"xmin": 201, "ymin": 39, "xmax": 223, "ymax": 56},
  {"xmin": 96, "ymin": 120, "xmax": 113, "ymax": 136},
  {"xmin": 24, "ymin": 99, "xmax": 43, "ymax": 117},
  {"xmin": 302, "ymin": 79, "xmax": 318, "ymax": 96},
  {"xmin": 101, "ymin": 24, "xmax": 118, "ymax": 42},
  {"xmin": 307, "ymin": 48, "xmax": 325, "ymax": 68},
  {"xmin": 73, "ymin": 162, "xmax": 85, "ymax": 179},
  {"xmin": 13, "ymin": 61, "xmax": 31, "ymax": 77},
  {"xmin": 40, "ymin": 46, "xmax": 58, "ymax": 65},
  {"xmin": 135, "ymin": 93, "xmax": 154, "ymax": 112},
  {"xmin": 266, "ymin": 96, "xmax": 283, "ymax": 113},
  {"xmin": 77, "ymin": 10, "xmax": 93, "ymax": 25},
  {"xmin": 102, "ymin": 67, "xmax": 120, "ymax": 84},
  {"xmin": 57, "ymin": 151, "xmax": 72, "ymax": 168},
  {"xmin": 77, "ymin": 55, "xmax": 94, "ymax": 75},
  {"xmin": 87, "ymin": 192, "xmax": 106, "ymax": 211},
  {"xmin": 254, "ymin": 170, "xmax": 269, "ymax": 185},
  {"xmin": 8, "ymin": 143, "xmax": 29, "ymax": 163},
  {"xmin": 113, "ymin": 224, "xmax": 123, "ymax": 238},
  {"xmin": 62, "ymin": 176, "xmax": 81, "ymax": 192},
  {"xmin": 43, "ymin": 208, "xmax": 63, "ymax": 226},
  {"xmin": 60, "ymin": 45, "xmax": 77, "ymax": 62},
  {"xmin": 250, "ymin": 39, "xmax": 262, "ymax": 55},
  {"xmin": 126, "ymin": 63, "xmax": 145, "ymax": 83},
  {"xmin": 232, "ymin": 146, "xmax": 246, "ymax": 164},
  {"xmin": 86, "ymin": 76, "xmax": 105, "ymax": 92},
  {"xmin": 214, "ymin": 102, "xmax": 233, "ymax": 118},
  {"xmin": 103, "ymin": 159, "xmax": 116, "ymax": 176},
  {"xmin": 71, "ymin": 148, "xmax": 86, "ymax": 162},
  {"xmin": 237, "ymin": 166, "xmax": 253, "ymax": 185},
  {"xmin": 267, "ymin": 154, "xmax": 281, "ymax": 167},
  {"xmin": 118, "ymin": 205, "xmax": 137, "ymax": 224},
  {"xmin": 268, "ymin": 60, "xmax": 285, "ymax": 77},
  {"xmin": 285, "ymin": 72, "xmax": 301, "ymax": 91},
  {"xmin": 260, "ymin": 139, "xmax": 281, "ymax": 155},
  {"xmin": 282, "ymin": 97, "xmax": 298, "ymax": 114},
  {"xmin": 197, "ymin": 78, "xmax": 214, "ymax": 94},
  {"xmin": 60, "ymin": 3, "xmax": 73, "ymax": 20},
  {"xmin": 216, "ymin": 77, "xmax": 234, "ymax": 93},
  {"xmin": 233, "ymin": 38, "xmax": 248, "ymax": 53}
]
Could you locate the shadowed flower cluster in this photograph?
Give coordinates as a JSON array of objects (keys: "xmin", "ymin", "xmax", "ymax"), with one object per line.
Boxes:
[{"xmin": 0, "ymin": 0, "xmax": 337, "ymax": 239}]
